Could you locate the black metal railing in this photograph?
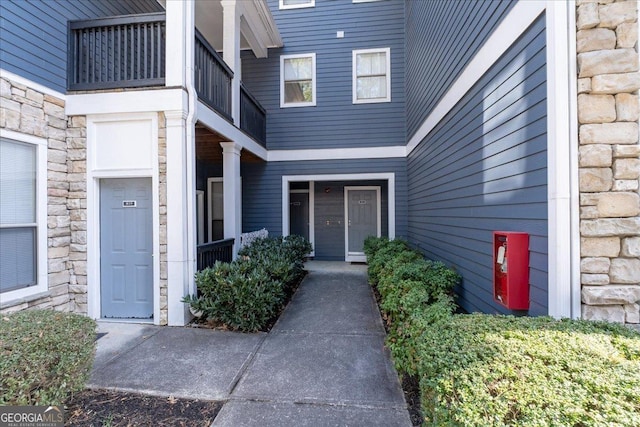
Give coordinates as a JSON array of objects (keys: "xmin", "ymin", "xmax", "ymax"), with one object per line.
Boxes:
[
  {"xmin": 197, "ymin": 238, "xmax": 234, "ymax": 270},
  {"xmin": 68, "ymin": 13, "xmax": 166, "ymax": 91},
  {"xmin": 240, "ymin": 83, "xmax": 267, "ymax": 146},
  {"xmin": 194, "ymin": 30, "xmax": 233, "ymax": 121}
]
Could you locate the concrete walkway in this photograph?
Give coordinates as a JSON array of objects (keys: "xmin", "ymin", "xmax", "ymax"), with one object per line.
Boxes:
[{"xmin": 90, "ymin": 261, "xmax": 411, "ymax": 426}]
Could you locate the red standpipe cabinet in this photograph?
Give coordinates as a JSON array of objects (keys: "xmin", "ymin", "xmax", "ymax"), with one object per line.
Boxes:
[{"xmin": 493, "ymin": 231, "xmax": 529, "ymax": 310}]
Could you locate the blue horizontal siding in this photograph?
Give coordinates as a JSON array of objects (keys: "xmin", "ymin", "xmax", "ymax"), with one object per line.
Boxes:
[
  {"xmin": 240, "ymin": 158, "xmax": 408, "ymax": 256},
  {"xmin": 407, "ymin": 14, "xmax": 548, "ymax": 316},
  {"xmin": 0, "ymin": 0, "xmax": 163, "ymax": 93},
  {"xmin": 241, "ymin": 0, "xmax": 405, "ymax": 150},
  {"xmin": 405, "ymin": 0, "xmax": 515, "ymax": 140}
]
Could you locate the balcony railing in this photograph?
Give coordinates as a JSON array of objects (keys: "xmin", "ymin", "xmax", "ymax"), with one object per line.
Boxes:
[
  {"xmin": 240, "ymin": 84, "xmax": 267, "ymax": 146},
  {"xmin": 68, "ymin": 14, "xmax": 267, "ymax": 146},
  {"xmin": 197, "ymin": 238, "xmax": 235, "ymax": 270},
  {"xmin": 68, "ymin": 13, "xmax": 166, "ymax": 91},
  {"xmin": 194, "ymin": 30, "xmax": 233, "ymax": 121}
]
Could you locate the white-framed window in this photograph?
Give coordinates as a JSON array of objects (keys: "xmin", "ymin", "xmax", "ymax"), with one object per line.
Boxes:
[
  {"xmin": 280, "ymin": 0, "xmax": 315, "ymax": 10},
  {"xmin": 352, "ymin": 48, "xmax": 391, "ymax": 104},
  {"xmin": 281, "ymin": 53, "xmax": 317, "ymax": 108},
  {"xmin": 0, "ymin": 131, "xmax": 48, "ymax": 302}
]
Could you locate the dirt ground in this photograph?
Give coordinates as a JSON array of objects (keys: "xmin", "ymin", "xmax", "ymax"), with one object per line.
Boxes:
[{"xmin": 65, "ymin": 389, "xmax": 223, "ymax": 427}]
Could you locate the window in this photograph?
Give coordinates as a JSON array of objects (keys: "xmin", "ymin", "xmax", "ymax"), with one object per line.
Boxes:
[
  {"xmin": 279, "ymin": 0, "xmax": 314, "ymax": 10},
  {"xmin": 353, "ymin": 48, "xmax": 391, "ymax": 104},
  {"xmin": 281, "ymin": 53, "xmax": 316, "ymax": 108},
  {"xmin": 0, "ymin": 135, "xmax": 46, "ymax": 299},
  {"xmin": 208, "ymin": 179, "xmax": 224, "ymax": 242}
]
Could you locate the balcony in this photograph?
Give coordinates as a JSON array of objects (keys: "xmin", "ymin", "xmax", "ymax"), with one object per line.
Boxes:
[{"xmin": 68, "ymin": 13, "xmax": 267, "ymax": 147}]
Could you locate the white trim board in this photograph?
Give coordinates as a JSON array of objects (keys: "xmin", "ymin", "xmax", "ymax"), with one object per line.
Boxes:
[
  {"xmin": 406, "ymin": 0, "xmax": 546, "ymax": 155},
  {"xmin": 546, "ymin": 0, "xmax": 579, "ymax": 319},
  {"xmin": 66, "ymin": 89, "xmax": 186, "ymax": 116},
  {"xmin": 268, "ymin": 145, "xmax": 406, "ymax": 161}
]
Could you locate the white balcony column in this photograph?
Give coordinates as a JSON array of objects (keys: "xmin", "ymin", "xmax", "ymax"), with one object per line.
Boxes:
[
  {"xmin": 165, "ymin": 0, "xmax": 195, "ymax": 87},
  {"xmin": 220, "ymin": 142, "xmax": 243, "ymax": 258},
  {"xmin": 165, "ymin": 110, "xmax": 194, "ymax": 326},
  {"xmin": 221, "ymin": 0, "xmax": 242, "ymax": 126}
]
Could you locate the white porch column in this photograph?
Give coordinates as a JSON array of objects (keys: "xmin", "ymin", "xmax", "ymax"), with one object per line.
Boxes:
[
  {"xmin": 221, "ymin": 0, "xmax": 242, "ymax": 125},
  {"xmin": 220, "ymin": 142, "xmax": 242, "ymax": 258},
  {"xmin": 163, "ymin": 1, "xmax": 196, "ymax": 326},
  {"xmin": 165, "ymin": 111, "xmax": 192, "ymax": 326},
  {"xmin": 165, "ymin": 0, "xmax": 188, "ymax": 87}
]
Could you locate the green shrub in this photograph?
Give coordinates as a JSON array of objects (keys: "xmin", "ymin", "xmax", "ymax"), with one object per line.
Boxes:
[
  {"xmin": 185, "ymin": 260, "xmax": 283, "ymax": 331},
  {"xmin": 365, "ymin": 237, "xmax": 412, "ymax": 285},
  {"xmin": 185, "ymin": 235, "xmax": 312, "ymax": 332},
  {"xmin": 418, "ymin": 314, "xmax": 640, "ymax": 426},
  {"xmin": 0, "ymin": 310, "xmax": 96, "ymax": 406},
  {"xmin": 387, "ymin": 294, "xmax": 455, "ymax": 376}
]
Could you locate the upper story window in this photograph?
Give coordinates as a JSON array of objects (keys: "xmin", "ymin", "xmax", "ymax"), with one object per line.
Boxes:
[
  {"xmin": 281, "ymin": 53, "xmax": 316, "ymax": 108},
  {"xmin": 0, "ymin": 134, "xmax": 47, "ymax": 301},
  {"xmin": 353, "ymin": 48, "xmax": 391, "ymax": 104},
  {"xmin": 280, "ymin": 0, "xmax": 315, "ymax": 10}
]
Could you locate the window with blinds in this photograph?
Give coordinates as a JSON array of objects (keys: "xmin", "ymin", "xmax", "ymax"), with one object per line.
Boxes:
[{"xmin": 0, "ymin": 138, "xmax": 38, "ymax": 293}]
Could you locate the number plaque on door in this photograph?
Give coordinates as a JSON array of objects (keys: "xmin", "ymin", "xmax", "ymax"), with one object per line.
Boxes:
[{"xmin": 122, "ymin": 200, "xmax": 137, "ymax": 207}]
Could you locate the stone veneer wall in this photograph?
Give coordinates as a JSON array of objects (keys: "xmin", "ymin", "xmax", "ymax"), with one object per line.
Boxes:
[
  {"xmin": 0, "ymin": 77, "xmax": 87, "ymax": 314},
  {"xmin": 158, "ymin": 112, "xmax": 168, "ymax": 325},
  {"xmin": 577, "ymin": 0, "xmax": 640, "ymax": 324},
  {"xmin": 66, "ymin": 116, "xmax": 88, "ymax": 313}
]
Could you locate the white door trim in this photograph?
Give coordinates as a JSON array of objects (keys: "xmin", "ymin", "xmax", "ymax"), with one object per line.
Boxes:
[
  {"xmin": 207, "ymin": 177, "xmax": 223, "ymax": 243},
  {"xmin": 206, "ymin": 177, "xmax": 242, "ymax": 244},
  {"xmin": 344, "ymin": 186, "xmax": 381, "ymax": 262},
  {"xmin": 282, "ymin": 174, "xmax": 395, "ymax": 258},
  {"xmin": 289, "ymin": 187, "xmax": 315, "ymax": 257},
  {"xmin": 86, "ymin": 113, "xmax": 160, "ymax": 325},
  {"xmin": 196, "ymin": 190, "xmax": 205, "ymax": 245}
]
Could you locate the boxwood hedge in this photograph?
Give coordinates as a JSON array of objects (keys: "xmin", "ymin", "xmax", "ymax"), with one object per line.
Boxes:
[
  {"xmin": 364, "ymin": 236, "xmax": 640, "ymax": 426},
  {"xmin": 0, "ymin": 309, "xmax": 96, "ymax": 406},
  {"xmin": 419, "ymin": 315, "xmax": 640, "ymax": 426}
]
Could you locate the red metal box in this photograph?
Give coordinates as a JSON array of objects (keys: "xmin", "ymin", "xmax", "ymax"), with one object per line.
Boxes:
[{"xmin": 493, "ymin": 231, "xmax": 529, "ymax": 310}]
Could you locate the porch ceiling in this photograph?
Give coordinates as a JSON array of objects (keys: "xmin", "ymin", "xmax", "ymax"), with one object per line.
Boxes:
[
  {"xmin": 156, "ymin": 0, "xmax": 282, "ymax": 55},
  {"xmin": 195, "ymin": 124, "xmax": 263, "ymax": 164}
]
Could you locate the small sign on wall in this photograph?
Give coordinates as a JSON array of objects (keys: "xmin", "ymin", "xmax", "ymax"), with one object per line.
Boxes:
[{"xmin": 122, "ymin": 200, "xmax": 137, "ymax": 207}]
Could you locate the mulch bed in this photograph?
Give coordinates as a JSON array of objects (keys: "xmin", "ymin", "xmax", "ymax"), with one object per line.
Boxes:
[{"xmin": 65, "ymin": 389, "xmax": 223, "ymax": 426}]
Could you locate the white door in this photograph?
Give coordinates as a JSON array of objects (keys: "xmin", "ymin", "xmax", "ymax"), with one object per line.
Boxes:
[{"xmin": 345, "ymin": 186, "xmax": 381, "ymax": 262}]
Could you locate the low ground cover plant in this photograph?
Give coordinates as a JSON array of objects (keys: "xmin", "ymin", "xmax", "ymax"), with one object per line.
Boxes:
[
  {"xmin": 0, "ymin": 309, "xmax": 96, "ymax": 406},
  {"xmin": 364, "ymin": 236, "xmax": 640, "ymax": 426},
  {"xmin": 183, "ymin": 235, "xmax": 311, "ymax": 332},
  {"xmin": 419, "ymin": 314, "xmax": 640, "ymax": 426}
]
